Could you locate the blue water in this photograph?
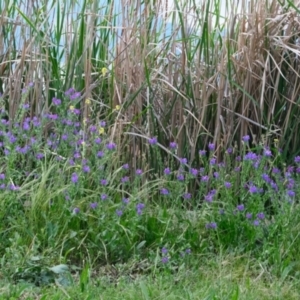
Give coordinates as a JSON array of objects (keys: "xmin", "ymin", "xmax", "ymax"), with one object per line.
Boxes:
[{"xmin": 1, "ymin": 0, "xmax": 232, "ymax": 64}]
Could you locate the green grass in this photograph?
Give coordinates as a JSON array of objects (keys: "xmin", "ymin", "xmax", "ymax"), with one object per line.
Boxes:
[
  {"xmin": 1, "ymin": 1, "xmax": 300, "ymax": 299},
  {"xmin": 2, "ymin": 255, "xmax": 300, "ymax": 300}
]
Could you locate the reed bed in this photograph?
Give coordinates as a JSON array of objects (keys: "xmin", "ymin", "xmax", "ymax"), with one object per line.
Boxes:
[{"xmin": 1, "ymin": 0, "xmax": 300, "ymax": 169}]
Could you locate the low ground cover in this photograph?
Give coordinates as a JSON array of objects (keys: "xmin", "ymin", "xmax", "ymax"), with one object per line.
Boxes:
[{"xmin": 1, "ymin": 87, "xmax": 300, "ymax": 298}]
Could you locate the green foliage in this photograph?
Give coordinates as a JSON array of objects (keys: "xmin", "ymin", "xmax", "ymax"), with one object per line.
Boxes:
[{"xmin": 1, "ymin": 1, "xmax": 300, "ymax": 298}]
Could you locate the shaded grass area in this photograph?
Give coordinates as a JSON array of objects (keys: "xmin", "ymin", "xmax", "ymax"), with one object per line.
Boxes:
[{"xmin": 1, "ymin": 255, "xmax": 300, "ymax": 300}]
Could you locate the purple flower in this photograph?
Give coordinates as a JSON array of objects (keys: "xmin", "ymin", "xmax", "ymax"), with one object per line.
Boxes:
[
  {"xmin": 73, "ymin": 207, "xmax": 80, "ymax": 214},
  {"xmin": 32, "ymin": 117, "xmax": 40, "ymax": 127},
  {"xmin": 294, "ymin": 156, "xmax": 300, "ymax": 164},
  {"xmin": 253, "ymin": 220, "xmax": 260, "ymax": 226},
  {"xmin": 97, "ymin": 151, "xmax": 104, "ymax": 158},
  {"xmin": 160, "ymin": 188, "xmax": 169, "ymax": 195},
  {"xmin": 270, "ymin": 181, "xmax": 278, "ymax": 191},
  {"xmin": 177, "ymin": 174, "xmax": 184, "ymax": 181},
  {"xmin": 164, "ymin": 167, "xmax": 171, "ymax": 175},
  {"xmin": 89, "ymin": 125, "xmax": 97, "ymax": 132},
  {"xmin": 149, "ymin": 137, "xmax": 157, "ymax": 145},
  {"xmin": 237, "ymin": 204, "xmax": 244, "ymax": 211},
  {"xmin": 161, "ymin": 247, "xmax": 168, "ymax": 254},
  {"xmin": 65, "ymin": 88, "xmax": 76, "ymax": 96},
  {"xmin": 136, "ymin": 169, "xmax": 143, "ymax": 176},
  {"xmin": 101, "ymin": 193, "xmax": 108, "ymax": 200},
  {"xmin": 264, "ymin": 148, "xmax": 272, "ymax": 157},
  {"xmin": 100, "ymin": 179, "xmax": 108, "ymax": 185},
  {"xmin": 48, "ymin": 113, "xmax": 58, "ymax": 120},
  {"xmin": 136, "ymin": 203, "xmax": 145, "ymax": 215},
  {"xmin": 183, "ymin": 193, "xmax": 191, "ymax": 199},
  {"xmin": 70, "ymin": 91, "xmax": 81, "ymax": 100},
  {"xmin": 190, "ymin": 168, "xmax": 198, "ymax": 176},
  {"xmin": 226, "ymin": 148, "xmax": 233, "ymax": 154},
  {"xmin": 257, "ymin": 212, "xmax": 265, "ymax": 220},
  {"xmin": 52, "ymin": 97, "xmax": 61, "ymax": 105},
  {"xmin": 249, "ymin": 185, "xmax": 258, "ymax": 194},
  {"xmin": 244, "ymin": 152, "xmax": 258, "ymax": 161},
  {"xmin": 180, "ymin": 158, "xmax": 188, "ymax": 164},
  {"xmin": 82, "ymin": 165, "xmax": 90, "ymax": 173},
  {"xmin": 161, "ymin": 257, "xmax": 169, "ymax": 264},
  {"xmin": 0, "ymin": 173, "xmax": 5, "ymax": 180},
  {"xmin": 90, "ymin": 202, "xmax": 98, "ymax": 209},
  {"xmin": 122, "ymin": 197, "xmax": 129, "ymax": 204},
  {"xmin": 121, "ymin": 176, "xmax": 129, "ymax": 183},
  {"xmin": 205, "ymin": 193, "xmax": 214, "ymax": 203},
  {"xmin": 9, "ymin": 184, "xmax": 20, "ymax": 191},
  {"xmin": 74, "ymin": 152, "xmax": 81, "ymax": 159},
  {"xmin": 213, "ymin": 172, "xmax": 219, "ymax": 178},
  {"xmin": 272, "ymin": 167, "xmax": 280, "ymax": 174},
  {"xmin": 95, "ymin": 137, "xmax": 102, "ymax": 144},
  {"xmin": 8, "ymin": 134, "xmax": 17, "ymax": 143},
  {"xmin": 199, "ymin": 150, "xmax": 206, "ymax": 156},
  {"xmin": 262, "ymin": 173, "xmax": 271, "ymax": 183},
  {"xmin": 61, "ymin": 134, "xmax": 68, "ymax": 141},
  {"xmin": 246, "ymin": 213, "xmax": 252, "ymax": 219},
  {"xmin": 122, "ymin": 163, "xmax": 129, "ymax": 170},
  {"xmin": 100, "ymin": 121, "xmax": 106, "ymax": 127},
  {"xmin": 206, "ymin": 222, "xmax": 217, "ymax": 229},
  {"xmin": 287, "ymin": 179, "xmax": 295, "ymax": 189},
  {"xmin": 285, "ymin": 172, "xmax": 292, "ymax": 178},
  {"xmin": 169, "ymin": 142, "xmax": 177, "ymax": 149},
  {"xmin": 210, "ymin": 158, "xmax": 216, "ymax": 165},
  {"xmin": 71, "ymin": 173, "xmax": 79, "ymax": 183},
  {"xmin": 287, "ymin": 190, "xmax": 295, "ymax": 197},
  {"xmin": 23, "ymin": 122, "xmax": 30, "ymax": 131},
  {"xmin": 208, "ymin": 143, "xmax": 215, "ymax": 151},
  {"xmin": 23, "ymin": 103, "xmax": 30, "ymax": 109},
  {"xmin": 36, "ymin": 153, "xmax": 44, "ymax": 160},
  {"xmin": 73, "ymin": 109, "xmax": 80, "ymax": 115},
  {"xmin": 116, "ymin": 209, "xmax": 123, "ymax": 217},
  {"xmin": 106, "ymin": 142, "xmax": 116, "ymax": 150},
  {"xmin": 224, "ymin": 182, "xmax": 231, "ymax": 189},
  {"xmin": 242, "ymin": 135, "xmax": 250, "ymax": 142},
  {"xmin": 201, "ymin": 175, "xmax": 209, "ymax": 182}
]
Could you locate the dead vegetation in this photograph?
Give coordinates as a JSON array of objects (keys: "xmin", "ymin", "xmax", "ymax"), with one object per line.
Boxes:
[{"xmin": 0, "ymin": 0, "xmax": 300, "ymax": 169}]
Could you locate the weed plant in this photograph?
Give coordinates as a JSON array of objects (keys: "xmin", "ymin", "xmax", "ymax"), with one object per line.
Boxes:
[
  {"xmin": 1, "ymin": 0, "xmax": 300, "ymax": 294},
  {"xmin": 1, "ymin": 85, "xmax": 300, "ymax": 286}
]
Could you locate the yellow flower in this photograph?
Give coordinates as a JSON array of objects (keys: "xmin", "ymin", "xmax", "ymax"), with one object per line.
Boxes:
[
  {"xmin": 69, "ymin": 105, "xmax": 75, "ymax": 111},
  {"xmin": 99, "ymin": 127, "xmax": 105, "ymax": 135},
  {"xmin": 85, "ymin": 99, "xmax": 91, "ymax": 105},
  {"xmin": 83, "ymin": 118, "xmax": 87, "ymax": 125},
  {"xmin": 101, "ymin": 67, "xmax": 108, "ymax": 76},
  {"xmin": 115, "ymin": 105, "xmax": 120, "ymax": 111}
]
